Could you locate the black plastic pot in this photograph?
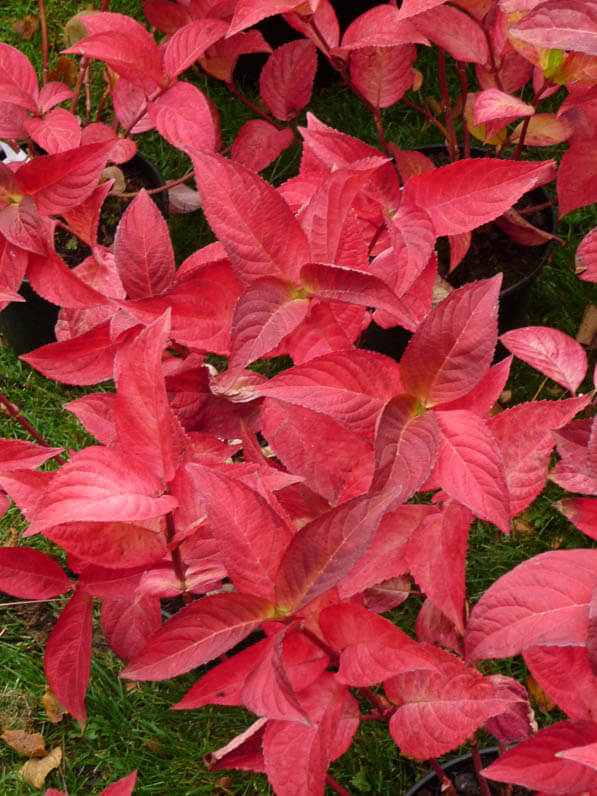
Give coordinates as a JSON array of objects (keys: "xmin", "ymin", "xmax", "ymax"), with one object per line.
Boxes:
[
  {"xmin": 361, "ymin": 146, "xmax": 557, "ymax": 362},
  {"xmin": 405, "ymin": 746, "xmax": 534, "ymax": 796},
  {"xmin": 0, "ymin": 153, "xmax": 167, "ymax": 356}
]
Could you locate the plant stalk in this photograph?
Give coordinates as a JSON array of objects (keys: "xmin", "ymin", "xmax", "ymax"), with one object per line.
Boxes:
[
  {"xmin": 429, "ymin": 759, "xmax": 457, "ymax": 795},
  {"xmin": 325, "ymin": 774, "xmax": 354, "ymax": 796},
  {"xmin": 37, "ymin": 0, "xmax": 49, "ymax": 85},
  {"xmin": 0, "ymin": 392, "xmax": 66, "ymax": 463},
  {"xmin": 470, "ymin": 739, "xmax": 492, "ymax": 796},
  {"xmin": 437, "ymin": 50, "xmax": 459, "ymax": 161}
]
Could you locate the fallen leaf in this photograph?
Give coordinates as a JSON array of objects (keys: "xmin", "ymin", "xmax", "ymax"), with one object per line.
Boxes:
[
  {"xmin": 19, "ymin": 746, "xmax": 62, "ymax": 789},
  {"xmin": 499, "ymin": 389, "xmax": 512, "ymax": 405},
  {"xmin": 168, "ymin": 184, "xmax": 202, "ymax": 214},
  {"xmin": 47, "ymin": 57, "xmax": 78, "ymax": 88},
  {"xmin": 577, "ymin": 304, "xmax": 597, "ymax": 347},
  {"xmin": 1, "ymin": 729, "xmax": 46, "ymax": 757},
  {"xmin": 104, "ymin": 166, "xmax": 126, "ymax": 194},
  {"xmin": 511, "ymin": 513, "xmax": 536, "ymax": 537},
  {"xmin": 42, "ymin": 688, "xmax": 65, "ymax": 725},
  {"xmin": 526, "ymin": 675, "xmax": 555, "ymax": 712},
  {"xmin": 13, "ymin": 15, "xmax": 39, "ymax": 41}
]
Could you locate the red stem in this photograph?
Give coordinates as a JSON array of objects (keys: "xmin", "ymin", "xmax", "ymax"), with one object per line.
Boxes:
[
  {"xmin": 0, "ymin": 393, "xmax": 66, "ymax": 464},
  {"xmin": 429, "ymin": 759, "xmax": 457, "ymax": 796},
  {"xmin": 437, "ymin": 50, "xmax": 459, "ymax": 161},
  {"xmin": 226, "ymin": 81, "xmax": 294, "ymax": 135},
  {"xmin": 456, "ymin": 61, "xmax": 470, "ymax": 158},
  {"xmin": 165, "ymin": 512, "xmax": 191, "ymax": 603},
  {"xmin": 37, "ymin": 0, "xmax": 49, "ymax": 85},
  {"xmin": 470, "ymin": 739, "xmax": 492, "ymax": 796},
  {"xmin": 325, "ymin": 774, "xmax": 353, "ymax": 796}
]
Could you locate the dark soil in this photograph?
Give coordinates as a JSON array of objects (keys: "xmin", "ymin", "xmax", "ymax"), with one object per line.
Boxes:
[
  {"xmin": 55, "ymin": 155, "xmax": 168, "ymax": 267},
  {"xmin": 411, "ymin": 750, "xmax": 535, "ymax": 796},
  {"xmin": 437, "ymin": 188, "xmax": 554, "ymax": 293}
]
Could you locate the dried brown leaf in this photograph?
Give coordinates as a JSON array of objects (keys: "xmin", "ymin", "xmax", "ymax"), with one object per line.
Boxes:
[
  {"xmin": 511, "ymin": 513, "xmax": 536, "ymax": 537},
  {"xmin": 42, "ymin": 687, "xmax": 65, "ymax": 725},
  {"xmin": 526, "ymin": 675, "xmax": 555, "ymax": 712},
  {"xmin": 12, "ymin": 15, "xmax": 39, "ymax": 41},
  {"xmin": 1, "ymin": 729, "xmax": 46, "ymax": 758},
  {"xmin": 576, "ymin": 304, "xmax": 597, "ymax": 347},
  {"xmin": 47, "ymin": 57, "xmax": 78, "ymax": 88},
  {"xmin": 19, "ymin": 746, "xmax": 62, "ymax": 788}
]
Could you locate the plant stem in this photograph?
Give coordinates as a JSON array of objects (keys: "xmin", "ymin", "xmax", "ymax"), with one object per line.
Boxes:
[
  {"xmin": 165, "ymin": 512, "xmax": 191, "ymax": 603},
  {"xmin": 0, "ymin": 392, "xmax": 66, "ymax": 463},
  {"xmin": 401, "ymin": 96, "xmax": 451, "ymax": 140},
  {"xmin": 225, "ymin": 81, "xmax": 293, "ymax": 135},
  {"xmin": 359, "ymin": 686, "xmax": 391, "ymax": 714},
  {"xmin": 456, "ymin": 61, "xmax": 470, "ymax": 158},
  {"xmin": 37, "ymin": 0, "xmax": 49, "ymax": 85},
  {"xmin": 325, "ymin": 774, "xmax": 353, "ymax": 796},
  {"xmin": 429, "ymin": 759, "xmax": 457, "ymax": 795},
  {"xmin": 437, "ymin": 50, "xmax": 459, "ymax": 161},
  {"xmin": 112, "ymin": 170, "xmax": 195, "ymax": 199},
  {"xmin": 470, "ymin": 739, "xmax": 492, "ymax": 796}
]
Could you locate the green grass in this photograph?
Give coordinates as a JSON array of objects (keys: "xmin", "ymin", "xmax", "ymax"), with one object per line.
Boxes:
[{"xmin": 2, "ymin": 1, "xmax": 597, "ymax": 794}]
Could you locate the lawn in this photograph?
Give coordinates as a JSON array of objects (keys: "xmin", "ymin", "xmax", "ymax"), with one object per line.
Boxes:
[{"xmin": 1, "ymin": 1, "xmax": 597, "ymax": 794}]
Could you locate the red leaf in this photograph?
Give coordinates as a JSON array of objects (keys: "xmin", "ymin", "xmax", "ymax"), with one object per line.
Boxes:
[
  {"xmin": 500, "ymin": 326, "xmax": 587, "ymax": 394},
  {"xmin": 173, "ymin": 638, "xmax": 269, "ymax": 710},
  {"xmin": 0, "ymin": 195, "xmax": 46, "ymax": 255},
  {"xmin": 44, "ymin": 589, "xmax": 93, "ymax": 724},
  {"xmin": 434, "ymin": 409, "xmax": 510, "ymax": 533},
  {"xmin": 320, "ymin": 603, "xmax": 440, "ymax": 686},
  {"xmin": 0, "ymin": 43, "xmax": 38, "ymax": 109},
  {"xmin": 256, "ymin": 350, "xmax": 404, "ymax": 439},
  {"xmin": 186, "ymin": 464, "xmax": 292, "ymax": 602},
  {"xmin": 262, "ymin": 674, "xmax": 359, "ymax": 796},
  {"xmin": 241, "ymin": 626, "xmax": 310, "ymax": 723},
  {"xmin": 99, "ymin": 771, "xmax": 138, "ymax": 796},
  {"xmin": 144, "ymin": 0, "xmax": 192, "ymax": 32},
  {"xmin": 64, "ymin": 13, "xmax": 164, "ymax": 88},
  {"xmin": 232, "ymin": 120, "xmax": 294, "ymax": 173},
  {"xmin": 560, "ymin": 740, "xmax": 597, "ymax": 771},
  {"xmin": 402, "ymin": 158, "xmax": 556, "ymax": 235},
  {"xmin": 371, "ymin": 395, "xmax": 440, "ymax": 497},
  {"xmin": 302, "ymin": 263, "xmax": 413, "ymax": 326},
  {"xmin": 473, "ymin": 88, "xmax": 535, "ymax": 126},
  {"xmin": 16, "ymin": 142, "xmax": 113, "ymax": 215},
  {"xmin": 44, "ymin": 521, "xmax": 167, "ymax": 569},
  {"xmin": 387, "ymin": 660, "xmax": 522, "ymax": 759},
  {"xmin": 511, "ymin": 0, "xmax": 597, "ymax": 56},
  {"xmin": 558, "ymin": 142, "xmax": 597, "ymax": 218},
  {"xmin": 482, "ymin": 721, "xmax": 597, "ymax": 792},
  {"xmin": 401, "ymin": 276, "xmax": 501, "ymax": 407},
  {"xmin": 162, "ymin": 18, "xmax": 228, "ymax": 78},
  {"xmin": 350, "ymin": 44, "xmax": 416, "ymax": 109},
  {"xmin": 338, "ymin": 503, "xmax": 435, "ymax": 600},
  {"xmin": 25, "ymin": 108, "xmax": 81, "ymax": 154},
  {"xmin": 26, "ymin": 446, "xmax": 178, "ymax": 535},
  {"xmin": 298, "ymin": 159, "xmax": 387, "ymax": 266},
  {"xmin": 101, "ymin": 594, "xmax": 161, "ymax": 661},
  {"xmin": 406, "ymin": 501, "xmax": 472, "ymax": 634},
  {"xmin": 489, "ymin": 396, "xmax": 591, "ymax": 517},
  {"xmin": 20, "ymin": 321, "xmax": 118, "ymax": 386},
  {"xmin": 206, "ymin": 718, "xmax": 267, "ymax": 773},
  {"xmin": 189, "ymin": 150, "xmax": 310, "ymax": 285},
  {"xmin": 275, "ymin": 491, "xmax": 395, "ymax": 612},
  {"xmin": 122, "ymin": 593, "xmax": 274, "ymax": 680},
  {"xmin": 524, "ymin": 645, "xmax": 597, "ymax": 721},
  {"xmin": 465, "ymin": 550, "xmax": 597, "ymax": 662},
  {"xmin": 556, "ymin": 497, "xmax": 597, "ymax": 540},
  {"xmin": 229, "ymin": 278, "xmax": 309, "ymax": 368},
  {"xmin": 412, "ymin": 4, "xmax": 488, "ymax": 63},
  {"xmin": 228, "ymin": 0, "xmax": 309, "ymax": 37},
  {"xmin": 261, "ymin": 399, "xmax": 374, "ymax": 504},
  {"xmin": 113, "ymin": 190, "xmax": 175, "ymax": 299},
  {"xmin": 0, "ymin": 438, "xmax": 63, "ymax": 470},
  {"xmin": 27, "ymin": 249, "xmax": 111, "ymax": 309},
  {"xmin": 0, "ymin": 547, "xmax": 71, "ymax": 599},
  {"xmin": 147, "ymin": 81, "xmax": 219, "ymax": 154},
  {"xmin": 339, "ymin": 6, "xmax": 428, "ymax": 50},
  {"xmin": 260, "ymin": 40, "xmax": 317, "ymax": 121},
  {"xmin": 576, "ymin": 226, "xmax": 597, "ymax": 283},
  {"xmin": 114, "ymin": 312, "xmax": 187, "ymax": 482}
]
